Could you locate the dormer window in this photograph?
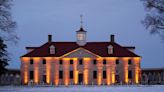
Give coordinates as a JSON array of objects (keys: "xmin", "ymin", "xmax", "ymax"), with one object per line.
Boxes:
[
  {"xmin": 49, "ymin": 45, "xmax": 55, "ymax": 54},
  {"xmin": 108, "ymin": 45, "xmax": 113, "ymax": 54}
]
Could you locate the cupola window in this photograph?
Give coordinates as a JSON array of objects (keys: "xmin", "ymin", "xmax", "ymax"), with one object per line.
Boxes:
[{"xmin": 77, "ymin": 33, "xmax": 85, "ymax": 41}]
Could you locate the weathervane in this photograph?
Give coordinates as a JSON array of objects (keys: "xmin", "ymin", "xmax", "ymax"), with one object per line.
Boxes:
[{"xmin": 80, "ymin": 14, "xmax": 83, "ymax": 28}]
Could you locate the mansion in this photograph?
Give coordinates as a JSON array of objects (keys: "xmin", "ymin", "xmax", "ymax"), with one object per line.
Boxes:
[{"xmin": 20, "ymin": 26, "xmax": 141, "ymax": 85}]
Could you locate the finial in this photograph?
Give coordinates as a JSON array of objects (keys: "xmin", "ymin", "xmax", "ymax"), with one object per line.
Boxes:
[{"xmin": 80, "ymin": 14, "xmax": 83, "ymax": 28}]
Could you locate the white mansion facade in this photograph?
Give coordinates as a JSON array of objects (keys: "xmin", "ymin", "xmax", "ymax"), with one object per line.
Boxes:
[{"xmin": 21, "ymin": 27, "xmax": 141, "ymax": 86}]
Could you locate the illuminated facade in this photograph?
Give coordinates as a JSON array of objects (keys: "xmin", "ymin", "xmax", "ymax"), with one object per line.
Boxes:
[{"xmin": 20, "ymin": 26, "xmax": 141, "ymax": 85}]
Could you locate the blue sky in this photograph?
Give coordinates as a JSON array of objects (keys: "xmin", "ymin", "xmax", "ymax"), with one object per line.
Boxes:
[{"xmin": 8, "ymin": 0, "xmax": 164, "ymax": 69}]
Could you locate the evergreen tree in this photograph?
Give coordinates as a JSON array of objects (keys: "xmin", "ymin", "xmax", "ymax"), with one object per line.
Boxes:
[
  {"xmin": 0, "ymin": 0, "xmax": 17, "ymax": 75},
  {"xmin": 0, "ymin": 37, "xmax": 9, "ymax": 75}
]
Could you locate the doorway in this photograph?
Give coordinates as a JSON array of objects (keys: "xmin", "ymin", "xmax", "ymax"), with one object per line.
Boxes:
[
  {"xmin": 78, "ymin": 73, "xmax": 83, "ymax": 84},
  {"xmin": 43, "ymin": 75, "xmax": 46, "ymax": 83}
]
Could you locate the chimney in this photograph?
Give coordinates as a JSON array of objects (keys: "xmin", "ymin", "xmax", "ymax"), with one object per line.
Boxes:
[
  {"xmin": 48, "ymin": 35, "xmax": 52, "ymax": 42},
  {"xmin": 111, "ymin": 34, "xmax": 115, "ymax": 42}
]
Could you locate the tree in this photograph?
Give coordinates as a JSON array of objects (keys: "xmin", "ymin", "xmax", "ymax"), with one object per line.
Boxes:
[
  {"xmin": 0, "ymin": 0, "xmax": 17, "ymax": 75},
  {"xmin": 0, "ymin": 37, "xmax": 9, "ymax": 75},
  {"xmin": 141, "ymin": 0, "xmax": 164, "ymax": 40}
]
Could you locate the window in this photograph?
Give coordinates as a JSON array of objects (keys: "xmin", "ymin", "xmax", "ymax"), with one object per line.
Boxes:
[
  {"xmin": 128, "ymin": 59, "xmax": 132, "ymax": 65},
  {"xmin": 108, "ymin": 45, "xmax": 113, "ymax": 54},
  {"xmin": 59, "ymin": 71, "xmax": 63, "ymax": 79},
  {"xmin": 116, "ymin": 59, "xmax": 119, "ymax": 65},
  {"xmin": 70, "ymin": 71, "xmax": 73, "ymax": 79},
  {"xmin": 77, "ymin": 33, "xmax": 84, "ymax": 40},
  {"xmin": 59, "ymin": 59, "xmax": 63, "ymax": 65},
  {"xmin": 70, "ymin": 59, "xmax": 73, "ymax": 64},
  {"xmin": 93, "ymin": 71, "xmax": 97, "ymax": 79},
  {"xmin": 128, "ymin": 70, "xmax": 132, "ymax": 79},
  {"xmin": 93, "ymin": 59, "xmax": 97, "ymax": 65},
  {"xmin": 103, "ymin": 71, "xmax": 106, "ymax": 79},
  {"xmin": 103, "ymin": 59, "xmax": 106, "ymax": 64},
  {"xmin": 30, "ymin": 71, "xmax": 34, "ymax": 80},
  {"xmin": 43, "ymin": 59, "xmax": 46, "ymax": 64},
  {"xmin": 30, "ymin": 59, "xmax": 33, "ymax": 64},
  {"xmin": 79, "ymin": 59, "xmax": 83, "ymax": 65},
  {"xmin": 49, "ymin": 45, "xmax": 55, "ymax": 54}
]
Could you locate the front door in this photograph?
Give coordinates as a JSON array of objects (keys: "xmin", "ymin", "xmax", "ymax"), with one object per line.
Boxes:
[
  {"xmin": 78, "ymin": 73, "xmax": 83, "ymax": 84},
  {"xmin": 115, "ymin": 75, "xmax": 120, "ymax": 83},
  {"xmin": 43, "ymin": 75, "xmax": 46, "ymax": 83}
]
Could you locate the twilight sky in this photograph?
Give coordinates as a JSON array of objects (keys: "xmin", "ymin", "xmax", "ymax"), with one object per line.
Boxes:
[{"xmin": 8, "ymin": 0, "xmax": 164, "ymax": 69}]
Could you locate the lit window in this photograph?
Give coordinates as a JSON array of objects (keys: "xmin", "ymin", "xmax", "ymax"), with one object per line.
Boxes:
[
  {"xmin": 49, "ymin": 45, "xmax": 55, "ymax": 54},
  {"xmin": 108, "ymin": 45, "xmax": 113, "ymax": 54},
  {"xmin": 77, "ymin": 33, "xmax": 84, "ymax": 40}
]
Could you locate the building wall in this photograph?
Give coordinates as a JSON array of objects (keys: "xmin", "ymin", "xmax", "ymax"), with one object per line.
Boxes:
[
  {"xmin": 21, "ymin": 56, "xmax": 141, "ymax": 85},
  {"xmin": 0, "ymin": 69, "xmax": 21, "ymax": 85},
  {"xmin": 141, "ymin": 68, "xmax": 164, "ymax": 85}
]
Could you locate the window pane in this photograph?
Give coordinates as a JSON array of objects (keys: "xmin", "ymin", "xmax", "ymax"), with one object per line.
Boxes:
[
  {"xmin": 103, "ymin": 59, "xmax": 106, "ymax": 64},
  {"xmin": 30, "ymin": 71, "xmax": 34, "ymax": 80},
  {"xmin": 93, "ymin": 71, "xmax": 97, "ymax": 79},
  {"xmin": 30, "ymin": 59, "xmax": 33, "ymax": 64},
  {"xmin": 70, "ymin": 71, "xmax": 73, "ymax": 79},
  {"xmin": 128, "ymin": 70, "xmax": 132, "ymax": 79},
  {"xmin": 70, "ymin": 59, "xmax": 73, "ymax": 64},
  {"xmin": 79, "ymin": 59, "xmax": 83, "ymax": 65},
  {"xmin": 103, "ymin": 71, "xmax": 106, "ymax": 79},
  {"xmin": 93, "ymin": 59, "xmax": 97, "ymax": 65},
  {"xmin": 116, "ymin": 59, "xmax": 119, "ymax": 64},
  {"xmin": 59, "ymin": 59, "xmax": 63, "ymax": 64},
  {"xmin": 128, "ymin": 59, "xmax": 132, "ymax": 65},
  {"xmin": 43, "ymin": 59, "xmax": 46, "ymax": 64},
  {"xmin": 59, "ymin": 71, "xmax": 63, "ymax": 79}
]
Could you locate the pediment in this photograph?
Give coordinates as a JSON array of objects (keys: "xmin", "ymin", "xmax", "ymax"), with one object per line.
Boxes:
[{"xmin": 61, "ymin": 48, "xmax": 100, "ymax": 58}]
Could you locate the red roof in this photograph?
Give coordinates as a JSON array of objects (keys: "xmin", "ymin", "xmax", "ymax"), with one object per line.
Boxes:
[{"xmin": 22, "ymin": 42, "xmax": 140, "ymax": 57}]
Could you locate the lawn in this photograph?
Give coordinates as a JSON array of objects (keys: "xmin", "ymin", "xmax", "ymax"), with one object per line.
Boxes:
[{"xmin": 0, "ymin": 85, "xmax": 164, "ymax": 92}]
